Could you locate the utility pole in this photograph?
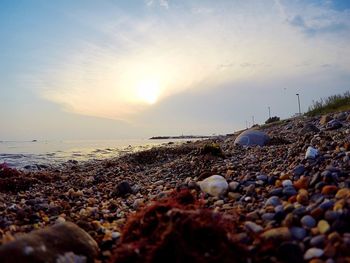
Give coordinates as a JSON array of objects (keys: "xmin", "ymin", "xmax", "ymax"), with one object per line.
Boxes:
[
  {"xmin": 296, "ymin": 93, "xmax": 301, "ymax": 116},
  {"xmin": 268, "ymin": 106, "xmax": 271, "ymax": 119},
  {"xmin": 252, "ymin": 116, "xmax": 255, "ymax": 126}
]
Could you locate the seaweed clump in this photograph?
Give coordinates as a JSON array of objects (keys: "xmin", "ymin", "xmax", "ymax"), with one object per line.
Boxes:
[
  {"xmin": 110, "ymin": 190, "xmax": 246, "ymax": 263},
  {"xmin": 200, "ymin": 143, "xmax": 224, "ymax": 158},
  {"xmin": 0, "ymin": 163, "xmax": 38, "ymax": 192}
]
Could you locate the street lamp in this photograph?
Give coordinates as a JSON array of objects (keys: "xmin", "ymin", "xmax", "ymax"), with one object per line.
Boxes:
[{"xmin": 296, "ymin": 93, "xmax": 301, "ymax": 116}]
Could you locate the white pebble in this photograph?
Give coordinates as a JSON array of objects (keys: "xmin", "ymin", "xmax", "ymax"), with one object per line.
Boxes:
[{"xmin": 198, "ymin": 175, "xmax": 228, "ymax": 197}]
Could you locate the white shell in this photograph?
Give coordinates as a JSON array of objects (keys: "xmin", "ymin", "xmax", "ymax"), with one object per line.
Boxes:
[
  {"xmin": 198, "ymin": 175, "xmax": 228, "ymax": 196},
  {"xmin": 305, "ymin": 146, "xmax": 319, "ymax": 159}
]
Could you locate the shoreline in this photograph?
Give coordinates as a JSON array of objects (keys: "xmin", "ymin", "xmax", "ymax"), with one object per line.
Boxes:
[{"xmin": 0, "ymin": 111, "xmax": 350, "ymax": 262}]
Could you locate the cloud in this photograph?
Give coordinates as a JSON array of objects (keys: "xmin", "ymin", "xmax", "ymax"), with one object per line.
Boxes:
[
  {"xmin": 30, "ymin": 1, "xmax": 350, "ymax": 121},
  {"xmin": 288, "ymin": 14, "xmax": 348, "ymax": 36},
  {"xmin": 145, "ymin": 0, "xmax": 169, "ymax": 9}
]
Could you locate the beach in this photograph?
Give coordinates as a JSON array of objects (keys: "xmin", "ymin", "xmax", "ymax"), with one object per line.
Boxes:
[{"xmin": 0, "ymin": 111, "xmax": 349, "ymax": 262}]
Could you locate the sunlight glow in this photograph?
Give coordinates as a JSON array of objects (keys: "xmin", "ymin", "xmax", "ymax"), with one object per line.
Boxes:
[{"xmin": 135, "ymin": 79, "xmax": 161, "ymax": 104}]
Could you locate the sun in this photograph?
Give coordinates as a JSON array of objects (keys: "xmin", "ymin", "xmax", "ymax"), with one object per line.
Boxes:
[{"xmin": 136, "ymin": 79, "xmax": 161, "ymax": 104}]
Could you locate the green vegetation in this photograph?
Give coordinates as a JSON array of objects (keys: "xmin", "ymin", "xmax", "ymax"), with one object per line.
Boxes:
[
  {"xmin": 306, "ymin": 91, "xmax": 350, "ymax": 116},
  {"xmin": 265, "ymin": 116, "xmax": 280, "ymax": 124}
]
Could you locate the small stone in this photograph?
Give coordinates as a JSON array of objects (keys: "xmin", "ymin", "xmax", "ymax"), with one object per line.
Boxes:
[
  {"xmin": 260, "ymin": 227, "xmax": 291, "ymax": 241},
  {"xmin": 244, "ymin": 221, "xmax": 263, "ymax": 233},
  {"xmin": 305, "ymin": 146, "xmax": 319, "ymax": 159},
  {"xmin": 265, "ymin": 196, "xmax": 281, "ymax": 207},
  {"xmin": 310, "ymin": 235, "xmax": 325, "ymax": 247},
  {"xmin": 304, "ymin": 248, "xmax": 324, "ymax": 260},
  {"xmin": 262, "ymin": 213, "xmax": 275, "ymax": 221},
  {"xmin": 283, "ymin": 186, "xmax": 297, "ymax": 197},
  {"xmin": 227, "ymin": 192, "xmax": 241, "ymax": 200},
  {"xmin": 290, "ymin": 227, "xmax": 307, "ymax": 240},
  {"xmin": 301, "ymin": 215, "xmax": 316, "ymax": 228},
  {"xmin": 111, "ymin": 232, "xmax": 121, "ymax": 240},
  {"xmin": 282, "ymin": 180, "xmax": 293, "ymax": 187},
  {"xmin": 317, "ymin": 220, "xmax": 330, "ymax": 234},
  {"xmin": 320, "ymin": 115, "xmax": 331, "ymax": 125},
  {"xmin": 198, "ymin": 175, "xmax": 228, "ymax": 197},
  {"xmin": 132, "ymin": 198, "xmax": 144, "ymax": 210},
  {"xmin": 114, "ymin": 181, "xmax": 133, "ymax": 197},
  {"xmin": 294, "ymin": 177, "xmax": 309, "ymax": 190},
  {"xmin": 213, "ymin": 200, "xmax": 224, "ymax": 206},
  {"xmin": 296, "ymin": 189, "xmax": 309, "ymax": 205},
  {"xmin": 321, "ymin": 185, "xmax": 338, "ymax": 195},
  {"xmin": 228, "ymin": 181, "xmax": 239, "ymax": 191},
  {"xmin": 269, "ymin": 188, "xmax": 283, "ymax": 197},
  {"xmin": 293, "ymin": 165, "xmax": 305, "ymax": 177},
  {"xmin": 335, "ymin": 188, "xmax": 350, "ymax": 199}
]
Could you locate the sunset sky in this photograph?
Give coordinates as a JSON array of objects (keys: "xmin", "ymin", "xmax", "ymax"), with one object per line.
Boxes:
[{"xmin": 1, "ymin": 0, "xmax": 349, "ymax": 140}]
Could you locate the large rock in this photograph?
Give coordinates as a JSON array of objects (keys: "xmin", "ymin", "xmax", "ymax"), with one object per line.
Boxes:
[
  {"xmin": 0, "ymin": 222, "xmax": 99, "ymax": 263},
  {"xmin": 234, "ymin": 130, "xmax": 270, "ymax": 146}
]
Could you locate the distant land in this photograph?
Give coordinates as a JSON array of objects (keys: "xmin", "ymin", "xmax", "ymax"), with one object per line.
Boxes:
[{"xmin": 149, "ymin": 135, "xmax": 213, "ymax": 140}]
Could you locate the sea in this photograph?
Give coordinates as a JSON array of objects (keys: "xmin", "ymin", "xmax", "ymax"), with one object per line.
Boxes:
[{"xmin": 0, "ymin": 139, "xmax": 186, "ymax": 170}]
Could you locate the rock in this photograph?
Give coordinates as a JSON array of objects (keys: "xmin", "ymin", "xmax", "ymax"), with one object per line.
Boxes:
[
  {"xmin": 260, "ymin": 227, "xmax": 291, "ymax": 241},
  {"xmin": 234, "ymin": 130, "xmax": 270, "ymax": 146},
  {"xmin": 290, "ymin": 227, "xmax": 307, "ymax": 240},
  {"xmin": 326, "ymin": 120, "xmax": 342, "ymax": 130},
  {"xmin": 283, "ymin": 186, "xmax": 297, "ymax": 197},
  {"xmin": 301, "ymin": 123, "xmax": 320, "ymax": 133},
  {"xmin": 317, "ymin": 220, "xmax": 330, "ymax": 234},
  {"xmin": 301, "ymin": 215, "xmax": 316, "ymax": 228},
  {"xmin": 244, "ymin": 221, "xmax": 263, "ymax": 233},
  {"xmin": 304, "ymin": 248, "xmax": 324, "ymax": 260},
  {"xmin": 310, "ymin": 235, "xmax": 325, "ymax": 247},
  {"xmin": 305, "ymin": 146, "xmax": 319, "ymax": 159},
  {"xmin": 335, "ymin": 112, "xmax": 347, "ymax": 121},
  {"xmin": 228, "ymin": 181, "xmax": 239, "ymax": 191},
  {"xmin": 335, "ymin": 188, "xmax": 350, "ymax": 199},
  {"xmin": 293, "ymin": 165, "xmax": 305, "ymax": 177},
  {"xmin": 114, "ymin": 181, "xmax": 133, "ymax": 197},
  {"xmin": 0, "ymin": 222, "xmax": 98, "ymax": 263},
  {"xmin": 198, "ymin": 175, "xmax": 228, "ymax": 197},
  {"xmin": 282, "ymin": 180, "xmax": 293, "ymax": 187},
  {"xmin": 320, "ymin": 115, "xmax": 332, "ymax": 125},
  {"xmin": 321, "ymin": 185, "xmax": 338, "ymax": 195},
  {"xmin": 265, "ymin": 196, "xmax": 281, "ymax": 207}
]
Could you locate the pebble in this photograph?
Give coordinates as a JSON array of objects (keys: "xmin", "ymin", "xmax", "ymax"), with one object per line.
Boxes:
[
  {"xmin": 260, "ymin": 227, "xmax": 291, "ymax": 241},
  {"xmin": 317, "ymin": 220, "xmax": 330, "ymax": 234},
  {"xmin": 290, "ymin": 226, "xmax": 307, "ymax": 240},
  {"xmin": 305, "ymin": 146, "xmax": 319, "ymax": 159},
  {"xmin": 198, "ymin": 175, "xmax": 228, "ymax": 197},
  {"xmin": 293, "ymin": 165, "xmax": 305, "ymax": 176},
  {"xmin": 228, "ymin": 181, "xmax": 239, "ymax": 191},
  {"xmin": 310, "ymin": 235, "xmax": 325, "ymax": 247},
  {"xmin": 304, "ymin": 248, "xmax": 324, "ymax": 260},
  {"xmin": 282, "ymin": 180, "xmax": 293, "ymax": 187},
  {"xmin": 335, "ymin": 188, "xmax": 350, "ymax": 199},
  {"xmin": 244, "ymin": 221, "xmax": 263, "ymax": 233},
  {"xmin": 301, "ymin": 215, "xmax": 316, "ymax": 228},
  {"xmin": 321, "ymin": 185, "xmax": 338, "ymax": 195},
  {"xmin": 265, "ymin": 196, "xmax": 281, "ymax": 207},
  {"xmin": 283, "ymin": 186, "xmax": 297, "ymax": 197}
]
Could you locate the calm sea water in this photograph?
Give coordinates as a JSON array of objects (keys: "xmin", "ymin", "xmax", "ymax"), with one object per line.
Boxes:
[{"xmin": 0, "ymin": 139, "xmax": 183, "ymax": 170}]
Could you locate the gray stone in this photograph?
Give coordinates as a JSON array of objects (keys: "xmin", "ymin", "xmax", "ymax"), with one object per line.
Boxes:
[
  {"xmin": 304, "ymin": 248, "xmax": 324, "ymax": 260},
  {"xmin": 244, "ymin": 221, "xmax": 263, "ymax": 233},
  {"xmin": 290, "ymin": 226, "xmax": 307, "ymax": 240},
  {"xmin": 283, "ymin": 186, "xmax": 297, "ymax": 197},
  {"xmin": 234, "ymin": 130, "xmax": 270, "ymax": 146},
  {"xmin": 310, "ymin": 235, "xmax": 325, "ymax": 247},
  {"xmin": 265, "ymin": 196, "xmax": 282, "ymax": 207},
  {"xmin": 301, "ymin": 215, "xmax": 316, "ymax": 228},
  {"xmin": 293, "ymin": 165, "xmax": 305, "ymax": 176}
]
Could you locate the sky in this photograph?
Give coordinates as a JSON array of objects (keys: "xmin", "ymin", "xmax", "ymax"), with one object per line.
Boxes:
[{"xmin": 0, "ymin": 0, "xmax": 349, "ymax": 140}]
